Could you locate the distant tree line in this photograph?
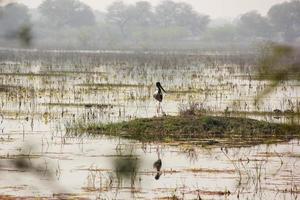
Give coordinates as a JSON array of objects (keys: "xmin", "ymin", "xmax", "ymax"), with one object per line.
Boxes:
[{"xmin": 0, "ymin": 0, "xmax": 299, "ymax": 50}]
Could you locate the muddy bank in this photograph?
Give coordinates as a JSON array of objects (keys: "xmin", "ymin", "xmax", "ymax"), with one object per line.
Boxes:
[{"xmin": 66, "ymin": 115, "xmax": 300, "ymax": 147}]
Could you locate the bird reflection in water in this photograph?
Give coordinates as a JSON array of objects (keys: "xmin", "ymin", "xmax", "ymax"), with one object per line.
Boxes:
[{"xmin": 153, "ymin": 149, "xmax": 162, "ymax": 180}]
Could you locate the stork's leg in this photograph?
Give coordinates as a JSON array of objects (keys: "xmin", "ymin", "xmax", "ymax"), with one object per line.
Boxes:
[
  {"xmin": 156, "ymin": 102, "xmax": 160, "ymax": 116},
  {"xmin": 160, "ymin": 103, "xmax": 165, "ymax": 115},
  {"xmin": 158, "ymin": 102, "xmax": 161, "ymax": 115},
  {"xmin": 158, "ymin": 102, "xmax": 166, "ymax": 116}
]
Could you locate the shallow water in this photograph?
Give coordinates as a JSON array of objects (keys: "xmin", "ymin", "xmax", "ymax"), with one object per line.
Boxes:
[
  {"xmin": 1, "ymin": 119, "xmax": 300, "ymax": 199},
  {"xmin": 0, "ymin": 51, "xmax": 299, "ymax": 199}
]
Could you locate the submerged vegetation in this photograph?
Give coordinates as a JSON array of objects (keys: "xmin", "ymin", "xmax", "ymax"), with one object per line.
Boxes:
[{"xmin": 66, "ymin": 112, "xmax": 300, "ymax": 147}]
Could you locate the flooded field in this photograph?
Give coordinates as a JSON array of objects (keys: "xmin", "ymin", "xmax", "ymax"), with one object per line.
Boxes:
[{"xmin": 0, "ymin": 49, "xmax": 299, "ymax": 199}]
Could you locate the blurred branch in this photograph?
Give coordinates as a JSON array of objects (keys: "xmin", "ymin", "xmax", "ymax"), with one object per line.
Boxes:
[
  {"xmin": 0, "ymin": 2, "xmax": 32, "ymax": 47},
  {"xmin": 18, "ymin": 24, "xmax": 32, "ymax": 47},
  {"xmin": 256, "ymin": 42, "xmax": 300, "ymax": 101},
  {"xmin": 112, "ymin": 145, "xmax": 140, "ymax": 189},
  {"xmin": 0, "ymin": 0, "xmax": 14, "ymax": 6}
]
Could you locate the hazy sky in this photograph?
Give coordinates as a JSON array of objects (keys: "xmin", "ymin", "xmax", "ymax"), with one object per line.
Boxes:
[{"xmin": 18, "ymin": 0, "xmax": 288, "ymax": 19}]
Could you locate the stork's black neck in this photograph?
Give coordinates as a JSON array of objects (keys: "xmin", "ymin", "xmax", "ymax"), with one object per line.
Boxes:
[
  {"xmin": 156, "ymin": 82, "xmax": 165, "ymax": 94},
  {"xmin": 157, "ymin": 86, "xmax": 161, "ymax": 93}
]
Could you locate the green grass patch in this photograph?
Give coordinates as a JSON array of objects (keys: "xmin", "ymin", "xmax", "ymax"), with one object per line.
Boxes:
[{"xmin": 66, "ymin": 115, "xmax": 300, "ymax": 147}]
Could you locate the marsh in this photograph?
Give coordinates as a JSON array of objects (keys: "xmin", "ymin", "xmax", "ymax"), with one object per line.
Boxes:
[{"xmin": 0, "ymin": 0, "xmax": 300, "ymax": 199}]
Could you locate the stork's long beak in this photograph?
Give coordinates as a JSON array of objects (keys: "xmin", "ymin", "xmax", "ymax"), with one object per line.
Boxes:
[{"xmin": 160, "ymin": 85, "xmax": 166, "ymax": 93}]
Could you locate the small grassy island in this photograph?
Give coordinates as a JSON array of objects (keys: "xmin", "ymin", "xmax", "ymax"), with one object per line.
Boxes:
[{"xmin": 66, "ymin": 114, "xmax": 300, "ymax": 147}]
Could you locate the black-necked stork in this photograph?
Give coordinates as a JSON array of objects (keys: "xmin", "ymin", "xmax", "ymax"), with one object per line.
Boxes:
[{"xmin": 153, "ymin": 82, "xmax": 166, "ymax": 115}]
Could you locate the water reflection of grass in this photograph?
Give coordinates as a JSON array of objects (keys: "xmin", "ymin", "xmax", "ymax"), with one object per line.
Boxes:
[
  {"xmin": 0, "ymin": 72, "xmax": 66, "ymax": 77},
  {"xmin": 0, "ymin": 71, "xmax": 107, "ymax": 79},
  {"xmin": 167, "ymin": 89, "xmax": 206, "ymax": 94},
  {"xmin": 42, "ymin": 102, "xmax": 115, "ymax": 108},
  {"xmin": 66, "ymin": 114, "xmax": 300, "ymax": 147},
  {"xmin": 76, "ymin": 83, "xmax": 150, "ymax": 88},
  {"xmin": 213, "ymin": 110, "xmax": 300, "ymax": 117},
  {"xmin": 0, "ymin": 84, "xmax": 26, "ymax": 92}
]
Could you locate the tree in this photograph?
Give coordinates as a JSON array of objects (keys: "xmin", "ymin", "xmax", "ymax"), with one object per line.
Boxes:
[
  {"xmin": 155, "ymin": 0, "xmax": 178, "ymax": 27},
  {"xmin": 106, "ymin": 1, "xmax": 133, "ymax": 37},
  {"xmin": 0, "ymin": 3, "xmax": 30, "ymax": 36},
  {"xmin": 131, "ymin": 1, "xmax": 153, "ymax": 27},
  {"xmin": 268, "ymin": 1, "xmax": 300, "ymax": 42},
  {"xmin": 155, "ymin": 0, "xmax": 209, "ymax": 36},
  {"xmin": 38, "ymin": 0, "xmax": 95, "ymax": 28},
  {"xmin": 237, "ymin": 11, "xmax": 272, "ymax": 39},
  {"xmin": 106, "ymin": 1, "xmax": 154, "ymax": 37}
]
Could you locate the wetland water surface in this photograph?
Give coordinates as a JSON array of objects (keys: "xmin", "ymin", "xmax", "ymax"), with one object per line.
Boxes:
[{"xmin": 0, "ymin": 50, "xmax": 299, "ymax": 199}]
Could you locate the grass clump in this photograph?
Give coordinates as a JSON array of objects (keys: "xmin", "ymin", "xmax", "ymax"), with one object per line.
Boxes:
[{"xmin": 66, "ymin": 113, "xmax": 300, "ymax": 147}]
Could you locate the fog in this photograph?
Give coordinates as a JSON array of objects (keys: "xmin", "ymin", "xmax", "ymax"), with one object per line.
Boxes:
[
  {"xmin": 19, "ymin": 0, "xmax": 287, "ymax": 18},
  {"xmin": 0, "ymin": 0, "xmax": 300, "ymax": 50}
]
